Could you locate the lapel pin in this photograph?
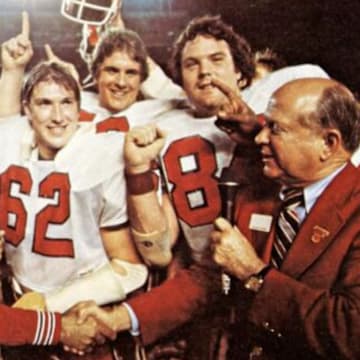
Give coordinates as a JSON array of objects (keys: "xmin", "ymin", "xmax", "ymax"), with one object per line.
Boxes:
[{"xmin": 311, "ymin": 225, "xmax": 330, "ymax": 244}]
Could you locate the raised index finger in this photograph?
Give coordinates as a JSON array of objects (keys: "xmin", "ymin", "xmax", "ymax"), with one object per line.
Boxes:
[
  {"xmin": 21, "ymin": 11, "xmax": 30, "ymax": 39},
  {"xmin": 211, "ymin": 77, "xmax": 240, "ymax": 102},
  {"xmin": 44, "ymin": 43, "xmax": 58, "ymax": 61}
]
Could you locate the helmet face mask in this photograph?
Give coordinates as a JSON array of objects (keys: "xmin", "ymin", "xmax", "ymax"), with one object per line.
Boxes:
[{"xmin": 61, "ymin": 0, "xmax": 121, "ymax": 26}]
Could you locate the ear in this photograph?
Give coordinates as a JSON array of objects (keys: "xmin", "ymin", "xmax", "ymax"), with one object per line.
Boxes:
[
  {"xmin": 236, "ymin": 71, "xmax": 248, "ymax": 90},
  {"xmin": 23, "ymin": 101, "xmax": 30, "ymax": 118},
  {"xmin": 23, "ymin": 101, "xmax": 33, "ymax": 126},
  {"xmin": 320, "ymin": 129, "xmax": 342, "ymax": 161}
]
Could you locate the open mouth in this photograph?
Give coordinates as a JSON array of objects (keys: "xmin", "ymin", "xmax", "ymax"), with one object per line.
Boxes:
[
  {"xmin": 48, "ymin": 125, "xmax": 67, "ymax": 135},
  {"xmin": 261, "ymin": 150, "xmax": 274, "ymax": 162},
  {"xmin": 109, "ymin": 87, "xmax": 128, "ymax": 99}
]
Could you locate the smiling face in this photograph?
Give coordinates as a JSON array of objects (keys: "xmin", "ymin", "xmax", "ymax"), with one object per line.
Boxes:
[
  {"xmin": 24, "ymin": 80, "xmax": 79, "ymax": 160},
  {"xmin": 96, "ymin": 50, "xmax": 142, "ymax": 113},
  {"xmin": 181, "ymin": 35, "xmax": 242, "ymax": 117},
  {"xmin": 255, "ymin": 86, "xmax": 327, "ymax": 187}
]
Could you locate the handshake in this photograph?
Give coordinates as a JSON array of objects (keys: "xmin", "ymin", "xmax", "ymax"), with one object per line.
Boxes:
[
  {"xmin": 13, "ymin": 291, "xmax": 130, "ymax": 356},
  {"xmin": 59, "ymin": 301, "xmax": 122, "ymax": 356}
]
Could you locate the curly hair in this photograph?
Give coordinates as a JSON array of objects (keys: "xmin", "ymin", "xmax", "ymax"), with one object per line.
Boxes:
[{"xmin": 168, "ymin": 15, "xmax": 255, "ymax": 89}]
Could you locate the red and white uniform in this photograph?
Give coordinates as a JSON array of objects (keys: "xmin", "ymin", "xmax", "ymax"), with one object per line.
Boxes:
[
  {"xmin": 0, "ymin": 116, "xmax": 127, "ymax": 293},
  {"xmin": 79, "ymin": 91, "xmax": 173, "ymax": 128},
  {"xmin": 153, "ymin": 64, "xmax": 329, "ymax": 261},
  {"xmin": 155, "ymin": 106, "xmax": 236, "ymax": 261}
]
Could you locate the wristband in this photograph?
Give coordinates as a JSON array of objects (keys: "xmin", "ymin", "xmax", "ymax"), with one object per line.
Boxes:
[{"xmin": 126, "ymin": 170, "xmax": 155, "ymax": 195}]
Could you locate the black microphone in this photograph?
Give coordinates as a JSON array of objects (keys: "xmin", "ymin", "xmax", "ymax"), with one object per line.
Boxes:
[{"xmin": 217, "ymin": 181, "xmax": 241, "ymax": 295}]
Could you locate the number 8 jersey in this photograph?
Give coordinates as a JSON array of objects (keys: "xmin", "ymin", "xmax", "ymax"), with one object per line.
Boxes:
[
  {"xmin": 155, "ymin": 106, "xmax": 236, "ymax": 262},
  {"xmin": 0, "ymin": 116, "xmax": 127, "ymax": 293}
]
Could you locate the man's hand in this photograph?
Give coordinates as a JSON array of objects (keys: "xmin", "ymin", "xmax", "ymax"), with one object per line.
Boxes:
[
  {"xmin": 44, "ymin": 44, "xmax": 80, "ymax": 84},
  {"xmin": 61, "ymin": 302, "xmax": 117, "ymax": 355},
  {"xmin": 1, "ymin": 11, "xmax": 33, "ymax": 72},
  {"xmin": 74, "ymin": 301, "xmax": 131, "ymax": 333},
  {"xmin": 212, "ymin": 78, "xmax": 261, "ymax": 143},
  {"xmin": 210, "ymin": 217, "xmax": 266, "ymax": 280},
  {"xmin": 124, "ymin": 124, "xmax": 166, "ymax": 174}
]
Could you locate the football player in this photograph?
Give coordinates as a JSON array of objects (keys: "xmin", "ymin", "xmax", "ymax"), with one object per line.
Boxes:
[
  {"xmin": 0, "ymin": 60, "xmax": 148, "ymax": 360},
  {"xmin": 77, "ymin": 14, "xmax": 330, "ymax": 359},
  {"xmin": 0, "ymin": 10, "xmax": 181, "ymax": 273},
  {"xmin": 0, "ymin": 8, "xmax": 329, "ymax": 358}
]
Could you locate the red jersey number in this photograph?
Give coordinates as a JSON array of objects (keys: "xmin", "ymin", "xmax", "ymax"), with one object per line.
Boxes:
[
  {"xmin": 0, "ymin": 165, "xmax": 32, "ymax": 246},
  {"xmin": 163, "ymin": 136, "xmax": 221, "ymax": 227},
  {"xmin": 0, "ymin": 166, "xmax": 74, "ymax": 257},
  {"xmin": 96, "ymin": 116, "xmax": 129, "ymax": 133}
]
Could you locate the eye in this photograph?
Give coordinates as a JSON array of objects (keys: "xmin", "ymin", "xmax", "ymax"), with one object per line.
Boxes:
[
  {"xmin": 126, "ymin": 69, "xmax": 140, "ymax": 77},
  {"xmin": 62, "ymin": 98, "xmax": 76, "ymax": 106},
  {"xmin": 103, "ymin": 66, "xmax": 119, "ymax": 75},
  {"xmin": 183, "ymin": 59, "xmax": 198, "ymax": 70},
  {"xmin": 35, "ymin": 99, "xmax": 52, "ymax": 107},
  {"xmin": 267, "ymin": 120, "xmax": 282, "ymax": 135},
  {"xmin": 211, "ymin": 54, "xmax": 225, "ymax": 63}
]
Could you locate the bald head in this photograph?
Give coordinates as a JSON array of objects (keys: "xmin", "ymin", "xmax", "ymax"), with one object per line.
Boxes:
[{"xmin": 268, "ymin": 78, "xmax": 360, "ymax": 152}]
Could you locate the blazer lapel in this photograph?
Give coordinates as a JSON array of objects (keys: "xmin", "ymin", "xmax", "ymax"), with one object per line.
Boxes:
[{"xmin": 281, "ymin": 162, "xmax": 360, "ymax": 277}]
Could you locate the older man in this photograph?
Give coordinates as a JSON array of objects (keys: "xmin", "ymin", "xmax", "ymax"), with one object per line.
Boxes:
[{"xmin": 80, "ymin": 77, "xmax": 360, "ymax": 359}]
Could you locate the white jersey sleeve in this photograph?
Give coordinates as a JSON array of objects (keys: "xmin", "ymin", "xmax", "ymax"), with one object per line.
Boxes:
[
  {"xmin": 80, "ymin": 91, "xmax": 175, "ymax": 128},
  {"xmin": 243, "ymin": 64, "xmax": 329, "ymax": 114},
  {"xmin": 140, "ymin": 63, "xmax": 185, "ymax": 100}
]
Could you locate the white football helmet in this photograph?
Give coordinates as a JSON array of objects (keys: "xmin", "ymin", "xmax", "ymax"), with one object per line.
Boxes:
[{"xmin": 61, "ymin": 0, "xmax": 122, "ymax": 26}]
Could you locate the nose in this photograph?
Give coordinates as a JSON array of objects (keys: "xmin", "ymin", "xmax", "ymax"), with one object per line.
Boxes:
[
  {"xmin": 198, "ymin": 60, "xmax": 212, "ymax": 78},
  {"xmin": 114, "ymin": 72, "xmax": 127, "ymax": 87},
  {"xmin": 51, "ymin": 104, "xmax": 63, "ymax": 123},
  {"xmin": 255, "ymin": 125, "xmax": 270, "ymax": 145}
]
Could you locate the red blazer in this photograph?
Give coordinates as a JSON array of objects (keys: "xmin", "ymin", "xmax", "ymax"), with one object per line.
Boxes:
[
  {"xmin": 129, "ymin": 162, "xmax": 360, "ymax": 359},
  {"xmin": 0, "ymin": 305, "xmax": 61, "ymax": 345}
]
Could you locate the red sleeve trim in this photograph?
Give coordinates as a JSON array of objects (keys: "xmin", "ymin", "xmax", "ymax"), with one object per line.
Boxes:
[
  {"xmin": 33, "ymin": 311, "xmax": 61, "ymax": 345},
  {"xmin": 0, "ymin": 305, "xmax": 60, "ymax": 346}
]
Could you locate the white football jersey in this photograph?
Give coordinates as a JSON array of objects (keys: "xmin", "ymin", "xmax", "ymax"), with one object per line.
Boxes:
[
  {"xmin": 0, "ymin": 116, "xmax": 127, "ymax": 293},
  {"xmin": 242, "ymin": 64, "xmax": 329, "ymax": 113},
  {"xmin": 151, "ymin": 64, "xmax": 329, "ymax": 261},
  {"xmin": 79, "ymin": 91, "xmax": 173, "ymax": 128},
  {"xmin": 155, "ymin": 106, "xmax": 236, "ymax": 262}
]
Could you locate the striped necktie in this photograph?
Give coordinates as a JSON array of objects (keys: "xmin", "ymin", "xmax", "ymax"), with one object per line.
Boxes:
[{"xmin": 271, "ymin": 187, "xmax": 304, "ymax": 268}]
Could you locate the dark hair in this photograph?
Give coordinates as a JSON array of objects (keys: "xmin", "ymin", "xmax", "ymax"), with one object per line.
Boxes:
[
  {"xmin": 169, "ymin": 14, "xmax": 255, "ymax": 89},
  {"xmin": 312, "ymin": 85, "xmax": 360, "ymax": 152},
  {"xmin": 91, "ymin": 29, "xmax": 149, "ymax": 81},
  {"xmin": 22, "ymin": 62, "xmax": 81, "ymax": 107},
  {"xmin": 254, "ymin": 48, "xmax": 286, "ymax": 73}
]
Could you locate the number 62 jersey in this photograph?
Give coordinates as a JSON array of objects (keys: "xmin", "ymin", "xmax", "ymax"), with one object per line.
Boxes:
[{"xmin": 0, "ymin": 116, "xmax": 127, "ymax": 293}]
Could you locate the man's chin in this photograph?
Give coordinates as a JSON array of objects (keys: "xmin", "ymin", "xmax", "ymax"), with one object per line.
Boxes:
[{"xmin": 262, "ymin": 166, "xmax": 283, "ymax": 181}]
